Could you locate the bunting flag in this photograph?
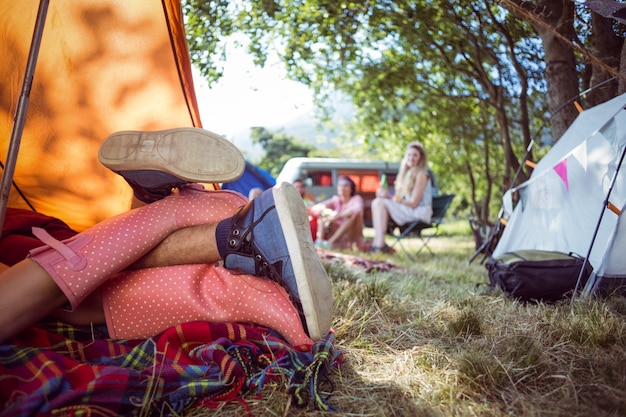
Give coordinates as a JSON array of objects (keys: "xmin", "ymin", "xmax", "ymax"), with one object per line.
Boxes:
[
  {"xmin": 518, "ymin": 186, "xmax": 528, "ymax": 212},
  {"xmin": 553, "ymin": 158, "xmax": 569, "ymax": 192},
  {"xmin": 502, "ymin": 189, "xmax": 514, "ymax": 218},
  {"xmin": 600, "ymin": 116, "xmax": 621, "ymax": 154},
  {"xmin": 572, "ymin": 140, "xmax": 588, "ymax": 172}
]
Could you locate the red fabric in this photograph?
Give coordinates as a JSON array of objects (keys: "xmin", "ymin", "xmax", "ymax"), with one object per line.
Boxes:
[
  {"xmin": 0, "ymin": 208, "xmax": 78, "ymax": 266},
  {"xmin": 310, "ymin": 214, "xmax": 318, "ymax": 240},
  {"xmin": 0, "ymin": 320, "xmax": 341, "ymax": 416}
]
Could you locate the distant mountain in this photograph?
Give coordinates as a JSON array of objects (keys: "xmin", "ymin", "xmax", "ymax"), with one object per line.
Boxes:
[{"xmin": 228, "ymin": 96, "xmax": 353, "ymax": 160}]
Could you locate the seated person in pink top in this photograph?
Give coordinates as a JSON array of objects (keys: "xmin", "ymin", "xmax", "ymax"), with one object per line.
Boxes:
[{"xmin": 311, "ymin": 176, "xmax": 364, "ymax": 250}]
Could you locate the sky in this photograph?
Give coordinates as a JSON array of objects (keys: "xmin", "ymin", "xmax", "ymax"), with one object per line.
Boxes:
[{"xmin": 192, "ymin": 46, "xmax": 315, "ymax": 144}]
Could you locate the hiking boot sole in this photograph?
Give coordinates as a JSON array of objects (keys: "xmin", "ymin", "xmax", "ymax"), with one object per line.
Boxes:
[
  {"xmin": 272, "ymin": 182, "xmax": 334, "ymax": 340},
  {"xmin": 98, "ymin": 128, "xmax": 245, "ymax": 183}
]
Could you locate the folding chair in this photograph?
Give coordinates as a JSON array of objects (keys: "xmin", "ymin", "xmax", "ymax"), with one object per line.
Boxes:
[{"xmin": 388, "ymin": 194, "xmax": 455, "ymax": 258}]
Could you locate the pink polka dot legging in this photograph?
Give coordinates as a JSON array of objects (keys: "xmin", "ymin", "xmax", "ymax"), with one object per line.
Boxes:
[{"xmin": 29, "ymin": 188, "xmax": 313, "ymax": 347}]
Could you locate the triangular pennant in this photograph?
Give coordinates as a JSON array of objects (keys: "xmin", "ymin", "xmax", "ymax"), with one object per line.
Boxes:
[
  {"xmin": 571, "ymin": 140, "xmax": 588, "ymax": 172},
  {"xmin": 599, "ymin": 116, "xmax": 621, "ymax": 154},
  {"xmin": 553, "ymin": 159, "xmax": 569, "ymax": 192},
  {"xmin": 518, "ymin": 185, "xmax": 527, "ymax": 212},
  {"xmin": 502, "ymin": 189, "xmax": 514, "ymax": 218}
]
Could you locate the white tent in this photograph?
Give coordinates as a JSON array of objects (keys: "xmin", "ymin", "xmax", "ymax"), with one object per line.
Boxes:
[{"xmin": 493, "ymin": 93, "xmax": 626, "ymax": 296}]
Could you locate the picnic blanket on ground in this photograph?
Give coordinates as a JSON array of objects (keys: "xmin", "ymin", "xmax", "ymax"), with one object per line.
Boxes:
[
  {"xmin": 0, "ymin": 321, "xmax": 342, "ymax": 416},
  {"xmin": 316, "ymin": 249, "xmax": 404, "ymax": 273}
]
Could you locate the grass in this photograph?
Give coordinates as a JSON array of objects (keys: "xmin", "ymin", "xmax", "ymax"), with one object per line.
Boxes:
[{"xmin": 190, "ymin": 220, "xmax": 626, "ymax": 416}]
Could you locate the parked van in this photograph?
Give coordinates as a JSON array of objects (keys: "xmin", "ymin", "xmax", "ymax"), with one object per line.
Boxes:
[{"xmin": 276, "ymin": 157, "xmax": 400, "ymax": 227}]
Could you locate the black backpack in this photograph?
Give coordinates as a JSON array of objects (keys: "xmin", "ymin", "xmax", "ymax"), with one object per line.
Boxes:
[{"xmin": 486, "ymin": 250, "xmax": 593, "ymax": 303}]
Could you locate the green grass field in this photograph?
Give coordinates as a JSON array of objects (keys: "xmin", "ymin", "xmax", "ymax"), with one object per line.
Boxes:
[{"xmin": 194, "ymin": 221, "xmax": 626, "ymax": 416}]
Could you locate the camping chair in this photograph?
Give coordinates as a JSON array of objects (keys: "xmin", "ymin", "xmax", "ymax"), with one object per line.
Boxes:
[
  {"xmin": 468, "ymin": 216, "xmax": 506, "ymax": 264},
  {"xmin": 388, "ymin": 194, "xmax": 455, "ymax": 258}
]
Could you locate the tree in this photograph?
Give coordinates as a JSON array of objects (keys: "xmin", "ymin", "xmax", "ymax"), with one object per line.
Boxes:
[
  {"xmin": 182, "ymin": 0, "xmax": 233, "ymax": 83},
  {"xmin": 249, "ymin": 127, "xmax": 316, "ymax": 177},
  {"xmin": 502, "ymin": 0, "xmax": 623, "ymax": 139},
  {"xmin": 182, "ymin": 0, "xmax": 625, "ymax": 225},
  {"xmin": 229, "ymin": 0, "xmax": 545, "ymax": 222}
]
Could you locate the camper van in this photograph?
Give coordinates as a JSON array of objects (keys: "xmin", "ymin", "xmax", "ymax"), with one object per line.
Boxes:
[{"xmin": 276, "ymin": 157, "xmax": 400, "ymax": 227}]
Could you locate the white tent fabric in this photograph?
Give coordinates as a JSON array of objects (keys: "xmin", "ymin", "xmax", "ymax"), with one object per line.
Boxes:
[{"xmin": 493, "ymin": 93, "xmax": 626, "ymax": 294}]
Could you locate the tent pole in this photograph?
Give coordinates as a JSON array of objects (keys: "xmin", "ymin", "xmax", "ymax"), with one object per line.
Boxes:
[
  {"xmin": 0, "ymin": 0, "xmax": 49, "ymax": 239},
  {"xmin": 471, "ymin": 78, "xmax": 623, "ymax": 265},
  {"xmin": 570, "ymin": 135, "xmax": 626, "ymax": 306}
]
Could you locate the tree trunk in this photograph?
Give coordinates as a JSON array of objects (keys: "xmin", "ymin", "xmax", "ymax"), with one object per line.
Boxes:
[
  {"xmin": 585, "ymin": 11, "xmax": 622, "ymax": 107},
  {"xmin": 620, "ymin": 41, "xmax": 626, "ymax": 95},
  {"xmin": 532, "ymin": 0, "xmax": 580, "ymax": 141}
]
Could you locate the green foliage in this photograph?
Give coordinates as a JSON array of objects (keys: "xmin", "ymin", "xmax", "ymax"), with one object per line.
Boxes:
[
  {"xmin": 249, "ymin": 127, "xmax": 315, "ymax": 176},
  {"xmin": 181, "ymin": 0, "xmax": 233, "ymax": 85},
  {"xmin": 182, "ymin": 0, "xmax": 615, "ymax": 224}
]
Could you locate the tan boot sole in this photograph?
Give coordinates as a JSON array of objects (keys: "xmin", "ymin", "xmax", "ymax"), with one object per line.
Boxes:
[
  {"xmin": 98, "ymin": 127, "xmax": 245, "ymax": 183},
  {"xmin": 273, "ymin": 182, "xmax": 334, "ymax": 340}
]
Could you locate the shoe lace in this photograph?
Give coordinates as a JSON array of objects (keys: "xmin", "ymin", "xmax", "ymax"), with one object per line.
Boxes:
[{"xmin": 229, "ymin": 203, "xmax": 309, "ymax": 336}]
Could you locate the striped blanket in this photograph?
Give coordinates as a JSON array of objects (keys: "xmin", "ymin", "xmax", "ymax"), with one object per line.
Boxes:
[{"xmin": 0, "ymin": 321, "xmax": 341, "ymax": 416}]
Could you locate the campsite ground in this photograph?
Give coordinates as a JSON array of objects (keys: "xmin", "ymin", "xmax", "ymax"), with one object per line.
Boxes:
[{"xmin": 189, "ymin": 221, "xmax": 626, "ymax": 417}]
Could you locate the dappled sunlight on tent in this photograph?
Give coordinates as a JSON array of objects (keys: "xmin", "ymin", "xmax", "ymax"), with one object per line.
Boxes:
[{"xmin": 0, "ymin": 0, "xmax": 201, "ymax": 231}]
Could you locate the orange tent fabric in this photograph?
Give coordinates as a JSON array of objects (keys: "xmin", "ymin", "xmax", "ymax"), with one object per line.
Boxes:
[{"xmin": 0, "ymin": 0, "xmax": 204, "ymax": 231}]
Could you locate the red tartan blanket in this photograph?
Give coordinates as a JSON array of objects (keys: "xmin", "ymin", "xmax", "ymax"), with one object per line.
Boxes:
[{"xmin": 0, "ymin": 321, "xmax": 341, "ymax": 416}]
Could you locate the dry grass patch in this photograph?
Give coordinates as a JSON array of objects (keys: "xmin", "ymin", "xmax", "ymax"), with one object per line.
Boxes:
[{"xmin": 188, "ymin": 233, "xmax": 626, "ymax": 416}]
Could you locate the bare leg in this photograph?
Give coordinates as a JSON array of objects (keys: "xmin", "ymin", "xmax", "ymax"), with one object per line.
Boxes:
[
  {"xmin": 0, "ymin": 259, "xmax": 68, "ymax": 342},
  {"xmin": 371, "ymin": 197, "xmax": 389, "ymax": 247},
  {"xmin": 51, "ymin": 290, "xmax": 106, "ymax": 325},
  {"xmin": 316, "ymin": 214, "xmax": 326, "ymax": 241},
  {"xmin": 346, "ymin": 214, "xmax": 364, "ymax": 249},
  {"xmin": 0, "ymin": 221, "xmax": 222, "ymax": 342},
  {"xmin": 129, "ymin": 223, "xmax": 220, "ymax": 269},
  {"xmin": 0, "ymin": 221, "xmax": 225, "ymax": 340},
  {"xmin": 327, "ymin": 215, "xmax": 363, "ymax": 249}
]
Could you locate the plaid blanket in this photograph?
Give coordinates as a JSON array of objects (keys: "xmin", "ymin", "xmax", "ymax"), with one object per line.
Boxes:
[{"xmin": 0, "ymin": 321, "xmax": 342, "ymax": 416}]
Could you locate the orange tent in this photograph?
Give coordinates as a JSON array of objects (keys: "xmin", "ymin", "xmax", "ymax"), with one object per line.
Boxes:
[{"xmin": 0, "ymin": 0, "xmax": 204, "ymax": 231}]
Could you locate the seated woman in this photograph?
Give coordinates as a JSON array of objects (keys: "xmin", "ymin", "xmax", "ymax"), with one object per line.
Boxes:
[
  {"xmin": 311, "ymin": 176, "xmax": 364, "ymax": 250},
  {"xmin": 370, "ymin": 142, "xmax": 433, "ymax": 253}
]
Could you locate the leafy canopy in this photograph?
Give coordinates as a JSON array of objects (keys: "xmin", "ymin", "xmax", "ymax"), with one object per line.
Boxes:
[{"xmin": 183, "ymin": 0, "xmax": 549, "ymax": 222}]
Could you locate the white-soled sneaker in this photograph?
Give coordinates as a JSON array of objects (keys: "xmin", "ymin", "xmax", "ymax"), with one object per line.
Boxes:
[
  {"xmin": 221, "ymin": 182, "xmax": 334, "ymax": 340},
  {"xmin": 98, "ymin": 127, "xmax": 245, "ymax": 202}
]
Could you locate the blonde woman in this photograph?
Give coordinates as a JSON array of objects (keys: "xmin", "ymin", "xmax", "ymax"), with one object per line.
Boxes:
[{"xmin": 370, "ymin": 142, "xmax": 433, "ymax": 252}]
